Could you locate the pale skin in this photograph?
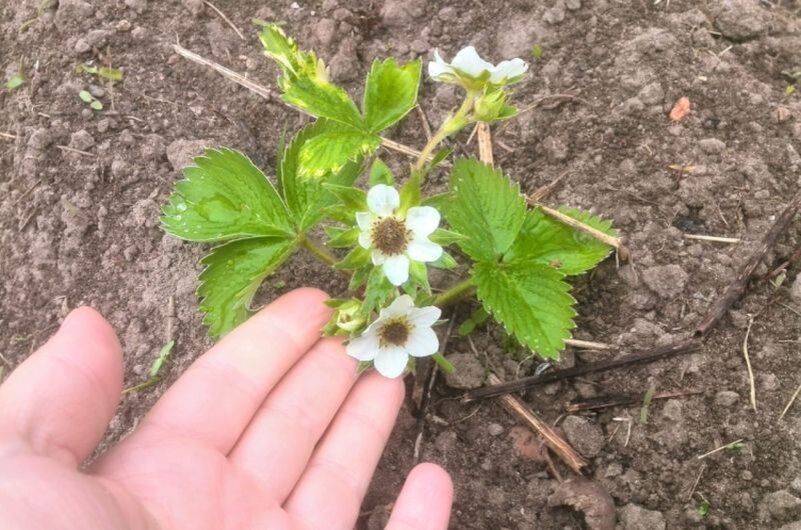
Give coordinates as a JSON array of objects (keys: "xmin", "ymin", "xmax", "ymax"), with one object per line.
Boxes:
[{"xmin": 0, "ymin": 288, "xmax": 453, "ymax": 530}]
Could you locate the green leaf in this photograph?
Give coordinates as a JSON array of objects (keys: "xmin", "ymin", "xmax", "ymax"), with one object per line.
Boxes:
[
  {"xmin": 323, "ymin": 183, "xmax": 367, "ymax": 211},
  {"xmin": 360, "ymin": 267, "xmax": 395, "ymax": 317},
  {"xmin": 6, "ymin": 74, "xmax": 24, "ymax": 91},
  {"xmin": 78, "ymin": 90, "xmax": 93, "ymax": 103},
  {"xmin": 399, "ymin": 169, "xmax": 422, "ymax": 215},
  {"xmin": 409, "ymin": 260, "xmax": 431, "ymax": 294},
  {"xmin": 430, "ymin": 147, "xmax": 452, "ymax": 168},
  {"xmin": 504, "ymin": 207, "xmax": 617, "ymax": 275},
  {"xmin": 430, "ymin": 228, "xmax": 466, "ymax": 246},
  {"xmin": 259, "ymin": 24, "xmax": 364, "ymax": 128},
  {"xmin": 336, "ymin": 246, "xmax": 370, "ymax": 270},
  {"xmin": 443, "ymin": 158, "xmax": 526, "ymax": 261},
  {"xmin": 278, "ymin": 120, "xmax": 363, "ymax": 231},
  {"xmin": 299, "ymin": 128, "xmax": 380, "ymax": 179},
  {"xmin": 430, "ymin": 251, "xmax": 457, "ymax": 269},
  {"xmin": 432, "ymin": 353, "xmax": 455, "ymax": 374},
  {"xmin": 363, "ymin": 58, "xmax": 421, "ymax": 133},
  {"xmin": 369, "ymin": 158, "xmax": 395, "ymax": 186},
  {"xmin": 89, "ymin": 100, "xmax": 104, "ymax": 111},
  {"xmin": 199, "ymin": 237, "xmax": 296, "ymax": 337},
  {"xmin": 98, "ymin": 67, "xmax": 123, "ymax": 82},
  {"xmin": 149, "ymin": 340, "xmax": 175, "ymax": 378},
  {"xmin": 162, "ymin": 148, "xmax": 294, "ymax": 242},
  {"xmin": 473, "ymin": 260, "xmax": 575, "ymax": 358},
  {"xmin": 325, "ymin": 225, "xmax": 359, "ymax": 248},
  {"xmin": 458, "ymin": 306, "xmax": 489, "ymax": 336}
]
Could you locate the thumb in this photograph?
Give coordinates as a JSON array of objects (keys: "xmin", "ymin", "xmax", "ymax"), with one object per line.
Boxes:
[{"xmin": 385, "ymin": 463, "xmax": 453, "ymax": 530}]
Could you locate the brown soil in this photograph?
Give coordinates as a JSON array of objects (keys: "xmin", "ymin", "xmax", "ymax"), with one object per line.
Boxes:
[{"xmin": 3, "ymin": 0, "xmax": 801, "ymax": 528}]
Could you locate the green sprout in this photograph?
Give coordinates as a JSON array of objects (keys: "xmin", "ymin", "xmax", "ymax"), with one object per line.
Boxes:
[{"xmin": 79, "ymin": 90, "xmax": 103, "ymax": 111}]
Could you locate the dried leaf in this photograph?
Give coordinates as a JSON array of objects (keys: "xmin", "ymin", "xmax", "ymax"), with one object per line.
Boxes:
[{"xmin": 670, "ymin": 96, "xmax": 691, "ymax": 121}]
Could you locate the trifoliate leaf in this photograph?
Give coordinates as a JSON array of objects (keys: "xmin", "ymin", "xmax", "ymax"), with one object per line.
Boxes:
[
  {"xmin": 199, "ymin": 237, "xmax": 296, "ymax": 337},
  {"xmin": 259, "ymin": 24, "xmax": 364, "ymax": 129},
  {"xmin": 504, "ymin": 207, "xmax": 617, "ymax": 275},
  {"xmin": 363, "ymin": 58, "xmax": 421, "ymax": 133},
  {"xmin": 369, "ymin": 158, "xmax": 395, "ymax": 186},
  {"xmin": 442, "ymin": 158, "xmax": 526, "ymax": 261},
  {"xmin": 299, "ymin": 128, "xmax": 380, "ymax": 179},
  {"xmin": 162, "ymin": 148, "xmax": 294, "ymax": 242},
  {"xmin": 278, "ymin": 119, "xmax": 363, "ymax": 231},
  {"xmin": 473, "ymin": 260, "xmax": 575, "ymax": 359},
  {"xmin": 360, "ymin": 266, "xmax": 394, "ymax": 317}
]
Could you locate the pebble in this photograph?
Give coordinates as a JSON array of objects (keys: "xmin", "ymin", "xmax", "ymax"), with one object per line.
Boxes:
[
  {"xmin": 566, "ymin": 0, "xmax": 581, "ymax": 10},
  {"xmin": 699, "ymin": 137, "xmax": 726, "ymax": 154},
  {"xmin": 380, "ymin": 0, "xmax": 426, "ymax": 27},
  {"xmin": 561, "ymin": 415, "xmax": 604, "ymax": 458},
  {"xmin": 444, "ymin": 353, "xmax": 485, "ymax": 390},
  {"xmin": 642, "ymin": 264, "xmax": 689, "ymax": 298},
  {"xmin": 434, "ymin": 430, "xmax": 457, "ymax": 453},
  {"xmin": 761, "ymin": 490, "xmax": 801, "ymax": 522},
  {"xmin": 69, "ymin": 129, "xmax": 96, "ymax": 151},
  {"xmin": 619, "ymin": 503, "xmax": 666, "ymax": 530},
  {"xmin": 487, "ymin": 423, "xmax": 504, "ymax": 436},
  {"xmin": 715, "ymin": 390, "xmax": 740, "ymax": 407},
  {"xmin": 543, "ymin": 0, "xmax": 566, "ymax": 24},
  {"xmin": 88, "ymin": 84, "xmax": 105, "ymax": 98},
  {"xmin": 28, "ymin": 128, "xmax": 54, "ymax": 150},
  {"xmin": 116, "ymin": 19, "xmax": 132, "ymax": 31}
]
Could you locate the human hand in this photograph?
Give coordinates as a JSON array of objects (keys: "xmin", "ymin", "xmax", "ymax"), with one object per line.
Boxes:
[{"xmin": 0, "ymin": 289, "xmax": 452, "ymax": 530}]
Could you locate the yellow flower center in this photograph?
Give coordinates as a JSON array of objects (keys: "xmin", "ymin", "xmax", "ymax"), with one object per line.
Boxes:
[
  {"xmin": 379, "ymin": 318, "xmax": 411, "ymax": 347},
  {"xmin": 371, "ymin": 217, "xmax": 409, "ymax": 256}
]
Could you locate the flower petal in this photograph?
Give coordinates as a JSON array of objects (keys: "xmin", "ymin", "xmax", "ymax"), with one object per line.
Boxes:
[
  {"xmin": 367, "ymin": 184, "xmax": 400, "ymax": 217},
  {"xmin": 407, "ymin": 236, "xmax": 443, "ymax": 263},
  {"xmin": 428, "ymin": 50, "xmax": 455, "ymax": 79},
  {"xmin": 451, "ymin": 46, "xmax": 494, "ymax": 78},
  {"xmin": 380, "ymin": 294, "xmax": 415, "ymax": 319},
  {"xmin": 490, "ymin": 58, "xmax": 528, "ymax": 84},
  {"xmin": 382, "ymin": 254, "xmax": 410, "ymax": 286},
  {"xmin": 358, "ymin": 231, "xmax": 372, "ymax": 249},
  {"xmin": 355, "ymin": 211, "xmax": 374, "ymax": 231},
  {"xmin": 405, "ymin": 326, "xmax": 439, "ymax": 358},
  {"xmin": 373, "ymin": 346, "xmax": 409, "ymax": 378},
  {"xmin": 405, "ymin": 206, "xmax": 440, "ymax": 237},
  {"xmin": 409, "ymin": 305, "xmax": 442, "ymax": 327},
  {"xmin": 346, "ymin": 332, "xmax": 380, "ymax": 362},
  {"xmin": 371, "ymin": 251, "xmax": 386, "ymax": 265}
]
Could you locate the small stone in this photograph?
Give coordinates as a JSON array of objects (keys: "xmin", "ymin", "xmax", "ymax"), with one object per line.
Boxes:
[
  {"xmin": 605, "ymin": 462, "xmax": 623, "ymax": 477},
  {"xmin": 661, "ymin": 399, "xmax": 683, "ymax": 422},
  {"xmin": 543, "ymin": 1, "xmax": 566, "ymax": 24},
  {"xmin": 699, "ymin": 137, "xmax": 726, "ymax": 154},
  {"xmin": 410, "ymin": 39, "xmax": 430, "ymax": 54},
  {"xmin": 74, "ymin": 39, "xmax": 91, "ymax": 53},
  {"xmin": 110, "ymin": 157, "xmax": 129, "ymax": 179},
  {"xmin": 561, "ymin": 415, "xmax": 604, "ymax": 458},
  {"xmin": 487, "ymin": 423, "xmax": 504, "ymax": 436},
  {"xmin": 565, "ymin": 0, "xmax": 581, "ymax": 10},
  {"xmin": 444, "ymin": 353, "xmax": 485, "ymax": 390},
  {"xmin": 182, "ymin": 0, "xmax": 204, "ymax": 17},
  {"xmin": 619, "ymin": 503, "xmax": 666, "ymax": 530},
  {"xmin": 166, "ymin": 139, "xmax": 211, "ymax": 171},
  {"xmin": 27, "ymin": 128, "xmax": 54, "ymax": 150},
  {"xmin": 542, "ymin": 134, "xmax": 569, "ymax": 162},
  {"xmin": 761, "ymin": 490, "xmax": 801, "ymax": 522},
  {"xmin": 621, "ymin": 97, "xmax": 645, "ymax": 114},
  {"xmin": 715, "ymin": 390, "xmax": 740, "ymax": 407},
  {"xmin": 433, "ymin": 430, "xmax": 457, "ymax": 453},
  {"xmin": 123, "ymin": 244, "xmax": 139, "ymax": 261},
  {"xmin": 791, "ymin": 477, "xmax": 801, "ymax": 495},
  {"xmin": 69, "ymin": 129, "xmax": 95, "ymax": 151},
  {"xmin": 88, "ymin": 84, "xmax": 105, "ymax": 98},
  {"xmin": 116, "ymin": 19, "xmax": 132, "ymax": 31},
  {"xmin": 642, "ymin": 264, "xmax": 689, "ymax": 298},
  {"xmin": 124, "ymin": 0, "xmax": 147, "ymax": 14},
  {"xmin": 380, "ymin": 0, "xmax": 426, "ymax": 27},
  {"xmin": 638, "ymin": 82, "xmax": 664, "ymax": 105}
]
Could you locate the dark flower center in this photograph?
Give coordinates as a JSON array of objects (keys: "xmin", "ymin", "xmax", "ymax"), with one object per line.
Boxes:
[
  {"xmin": 371, "ymin": 217, "xmax": 409, "ymax": 256},
  {"xmin": 379, "ymin": 318, "xmax": 411, "ymax": 347}
]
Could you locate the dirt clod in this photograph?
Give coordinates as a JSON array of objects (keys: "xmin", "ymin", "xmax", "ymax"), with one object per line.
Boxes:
[
  {"xmin": 618, "ymin": 503, "xmax": 666, "ymax": 530},
  {"xmin": 548, "ymin": 477, "xmax": 616, "ymax": 530},
  {"xmin": 561, "ymin": 415, "xmax": 604, "ymax": 458},
  {"xmin": 443, "ymin": 353, "xmax": 484, "ymax": 390},
  {"xmin": 642, "ymin": 264, "xmax": 689, "ymax": 298}
]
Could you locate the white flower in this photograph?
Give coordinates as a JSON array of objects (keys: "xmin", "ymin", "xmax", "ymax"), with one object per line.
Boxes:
[
  {"xmin": 346, "ymin": 295, "xmax": 441, "ymax": 378},
  {"xmin": 428, "ymin": 46, "xmax": 528, "ymax": 87},
  {"xmin": 356, "ymin": 184, "xmax": 443, "ymax": 286}
]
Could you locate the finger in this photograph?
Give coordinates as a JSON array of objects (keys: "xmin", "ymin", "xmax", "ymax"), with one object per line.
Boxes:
[
  {"xmin": 386, "ymin": 463, "xmax": 453, "ymax": 530},
  {"xmin": 284, "ymin": 372, "xmax": 404, "ymax": 530},
  {"xmin": 228, "ymin": 337, "xmax": 359, "ymax": 501},
  {"xmin": 0, "ymin": 307, "xmax": 123, "ymax": 466},
  {"xmin": 136, "ymin": 288, "xmax": 331, "ymax": 454}
]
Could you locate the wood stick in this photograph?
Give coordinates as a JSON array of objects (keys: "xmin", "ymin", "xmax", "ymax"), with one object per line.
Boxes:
[
  {"xmin": 464, "ymin": 339, "xmax": 700, "ymax": 402},
  {"xmin": 203, "ymin": 1, "xmax": 246, "ymax": 41},
  {"xmin": 696, "ymin": 191, "xmax": 801, "ymax": 337},
  {"xmin": 528, "ymin": 171, "xmax": 567, "ymax": 203},
  {"xmin": 535, "ymin": 204, "xmax": 630, "ymax": 260},
  {"xmin": 565, "ymin": 389, "xmax": 703, "ymax": 413},
  {"xmin": 477, "ymin": 122, "xmax": 493, "ymax": 165},
  {"xmin": 489, "ymin": 373, "xmax": 587, "ymax": 474},
  {"xmin": 742, "ymin": 317, "xmax": 757, "ymax": 412},
  {"xmin": 565, "ymin": 338, "xmax": 611, "ymax": 351},
  {"xmin": 683, "ymin": 234, "xmax": 741, "ymax": 244}
]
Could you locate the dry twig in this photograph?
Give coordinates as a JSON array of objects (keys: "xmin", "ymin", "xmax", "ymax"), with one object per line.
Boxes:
[
  {"xmin": 203, "ymin": 1, "xmax": 246, "ymax": 41},
  {"xmin": 742, "ymin": 316, "xmax": 757, "ymax": 412},
  {"xmin": 779, "ymin": 382, "xmax": 801, "ymax": 421},
  {"xmin": 477, "ymin": 122, "xmax": 493, "ymax": 165},
  {"xmin": 535, "ymin": 204, "xmax": 630, "ymax": 260},
  {"xmin": 488, "ymin": 373, "xmax": 587, "ymax": 474},
  {"xmin": 683, "ymin": 234, "xmax": 741, "ymax": 244}
]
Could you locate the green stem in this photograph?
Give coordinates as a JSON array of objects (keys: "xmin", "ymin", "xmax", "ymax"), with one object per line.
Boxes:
[
  {"xmin": 300, "ymin": 235, "xmax": 338, "ymax": 267},
  {"xmin": 433, "ymin": 278, "xmax": 475, "ymax": 308},
  {"xmin": 412, "ymin": 90, "xmax": 479, "ymax": 172}
]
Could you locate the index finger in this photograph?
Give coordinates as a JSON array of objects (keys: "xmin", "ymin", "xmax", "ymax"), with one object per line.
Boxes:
[{"xmin": 134, "ymin": 288, "xmax": 332, "ymax": 454}]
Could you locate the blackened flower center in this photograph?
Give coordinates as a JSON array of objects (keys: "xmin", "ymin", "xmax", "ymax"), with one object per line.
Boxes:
[
  {"xmin": 371, "ymin": 217, "xmax": 409, "ymax": 256},
  {"xmin": 379, "ymin": 318, "xmax": 411, "ymax": 346}
]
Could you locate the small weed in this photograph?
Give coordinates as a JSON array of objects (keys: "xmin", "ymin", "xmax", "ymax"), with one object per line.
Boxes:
[{"xmin": 79, "ymin": 90, "xmax": 103, "ymax": 111}]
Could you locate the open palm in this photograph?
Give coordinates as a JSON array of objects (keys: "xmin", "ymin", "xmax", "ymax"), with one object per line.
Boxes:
[{"xmin": 0, "ymin": 289, "xmax": 452, "ymax": 530}]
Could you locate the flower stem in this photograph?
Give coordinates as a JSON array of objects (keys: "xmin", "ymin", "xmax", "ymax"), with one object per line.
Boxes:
[
  {"xmin": 299, "ymin": 235, "xmax": 338, "ymax": 267},
  {"xmin": 412, "ymin": 90, "xmax": 479, "ymax": 172},
  {"xmin": 433, "ymin": 277, "xmax": 475, "ymax": 308}
]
